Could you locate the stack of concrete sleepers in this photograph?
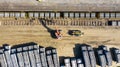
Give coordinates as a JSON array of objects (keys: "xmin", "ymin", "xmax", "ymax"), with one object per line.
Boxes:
[
  {"xmin": 75, "ymin": 13, "xmax": 79, "ymax": 18},
  {"xmin": 81, "ymin": 45, "xmax": 91, "ymax": 67},
  {"xmin": 0, "ymin": 12, "xmax": 25, "ymax": 18},
  {"xmin": 113, "ymin": 48, "xmax": 120, "ymax": 63},
  {"xmin": 15, "ymin": 12, "xmax": 21, "ymax": 18},
  {"xmin": 91, "ymin": 13, "xmax": 96, "ymax": 18},
  {"xmin": 9, "ymin": 12, "xmax": 15, "ymax": 17},
  {"xmin": 52, "ymin": 48, "xmax": 60, "ymax": 67},
  {"xmin": 110, "ymin": 13, "xmax": 115, "ymax": 18},
  {"xmin": 20, "ymin": 12, "xmax": 25, "ymax": 18},
  {"xmin": 0, "ymin": 48, "xmax": 7, "ymax": 67},
  {"xmin": 118, "ymin": 21, "xmax": 120, "ymax": 26},
  {"xmin": 4, "ymin": 12, "xmax": 9, "ymax": 18},
  {"xmin": 40, "ymin": 12, "xmax": 44, "ymax": 18},
  {"xmin": 11, "ymin": 48, "xmax": 19, "ymax": 67},
  {"xmin": 46, "ymin": 50, "xmax": 54, "ymax": 67},
  {"xmin": 16, "ymin": 47, "xmax": 25, "ymax": 67},
  {"xmin": 63, "ymin": 58, "xmax": 84, "ymax": 67},
  {"xmin": 50, "ymin": 12, "xmax": 55, "ymax": 18},
  {"xmin": 87, "ymin": 46, "xmax": 96, "ymax": 67},
  {"xmin": 45, "ymin": 13, "xmax": 50, "ymax": 18},
  {"xmin": 71, "ymin": 58, "xmax": 77, "ymax": 67},
  {"xmin": 64, "ymin": 58, "xmax": 71, "ymax": 67},
  {"xmin": 112, "ymin": 21, "xmax": 117, "ymax": 26},
  {"xmin": 0, "ymin": 43, "xmax": 60, "ymax": 67},
  {"xmin": 3, "ymin": 45, "xmax": 14, "ymax": 67},
  {"xmin": 116, "ymin": 13, "xmax": 120, "ymax": 18},
  {"xmin": 0, "ymin": 12, "xmax": 4, "ymax": 17},
  {"xmin": 98, "ymin": 46, "xmax": 112, "ymax": 66},
  {"xmin": 105, "ymin": 13, "xmax": 110, "ymax": 18},
  {"xmin": 64, "ymin": 13, "xmax": 69, "ymax": 18},
  {"xmin": 97, "ymin": 49, "xmax": 107, "ymax": 67},
  {"xmin": 33, "ymin": 45, "xmax": 42, "ymax": 67},
  {"xmin": 46, "ymin": 48, "xmax": 60, "ymax": 67},
  {"xmin": 22, "ymin": 46, "xmax": 31, "ymax": 67},
  {"xmin": 100, "ymin": 13, "xmax": 104, "ymax": 18},
  {"xmin": 77, "ymin": 58, "xmax": 84, "ymax": 67},
  {"xmin": 39, "ymin": 47, "xmax": 48, "ymax": 67},
  {"xmin": 55, "ymin": 13, "xmax": 60, "ymax": 18},
  {"xmin": 69, "ymin": 13, "xmax": 74, "ymax": 18},
  {"xmin": 34, "ymin": 12, "xmax": 39, "ymax": 18},
  {"xmin": 80, "ymin": 13, "xmax": 85, "ymax": 18},
  {"xmin": 28, "ymin": 45, "xmax": 36, "ymax": 67},
  {"xmin": 29, "ymin": 12, "xmax": 34, "ymax": 18},
  {"xmin": 85, "ymin": 13, "xmax": 90, "ymax": 18}
]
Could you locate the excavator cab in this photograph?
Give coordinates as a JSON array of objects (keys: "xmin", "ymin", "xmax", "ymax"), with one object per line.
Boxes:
[{"xmin": 55, "ymin": 29, "xmax": 62, "ymax": 39}]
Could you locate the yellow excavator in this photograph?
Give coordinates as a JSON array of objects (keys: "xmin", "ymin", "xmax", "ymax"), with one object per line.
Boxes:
[{"xmin": 69, "ymin": 30, "xmax": 84, "ymax": 36}]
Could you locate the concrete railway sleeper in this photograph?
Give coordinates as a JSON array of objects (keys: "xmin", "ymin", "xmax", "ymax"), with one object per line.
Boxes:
[
  {"xmin": 0, "ymin": 12, "xmax": 119, "ymax": 18},
  {"xmin": 0, "ymin": 44, "xmax": 120, "ymax": 67},
  {"xmin": 0, "ymin": 18, "xmax": 120, "ymax": 26}
]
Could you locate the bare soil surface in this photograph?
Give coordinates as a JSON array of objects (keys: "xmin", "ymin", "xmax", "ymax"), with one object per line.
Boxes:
[
  {"xmin": 0, "ymin": 25, "xmax": 120, "ymax": 66},
  {"xmin": 0, "ymin": 25, "xmax": 120, "ymax": 56}
]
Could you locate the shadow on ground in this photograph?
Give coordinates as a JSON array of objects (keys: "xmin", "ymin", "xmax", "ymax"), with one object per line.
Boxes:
[
  {"xmin": 11, "ymin": 42, "xmax": 37, "ymax": 49},
  {"xmin": 38, "ymin": 18, "xmax": 57, "ymax": 39}
]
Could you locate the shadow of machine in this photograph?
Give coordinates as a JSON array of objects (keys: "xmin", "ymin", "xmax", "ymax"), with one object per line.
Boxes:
[{"xmin": 38, "ymin": 18, "xmax": 59, "ymax": 39}]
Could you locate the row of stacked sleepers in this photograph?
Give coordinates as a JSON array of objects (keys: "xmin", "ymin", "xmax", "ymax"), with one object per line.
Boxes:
[
  {"xmin": 62, "ymin": 45, "xmax": 120, "ymax": 67},
  {"xmin": 0, "ymin": 43, "xmax": 59, "ymax": 67},
  {"xmin": 0, "ymin": 43, "xmax": 120, "ymax": 67}
]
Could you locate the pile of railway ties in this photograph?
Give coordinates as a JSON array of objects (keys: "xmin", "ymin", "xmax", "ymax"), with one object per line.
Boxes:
[{"xmin": 0, "ymin": 43, "xmax": 120, "ymax": 67}]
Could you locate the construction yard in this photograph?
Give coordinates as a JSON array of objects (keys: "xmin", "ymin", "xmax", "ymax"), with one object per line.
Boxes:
[
  {"xmin": 0, "ymin": 0, "xmax": 120, "ymax": 67},
  {"xmin": 0, "ymin": 25, "xmax": 120, "ymax": 56},
  {"xmin": 0, "ymin": 19, "xmax": 120, "ymax": 67}
]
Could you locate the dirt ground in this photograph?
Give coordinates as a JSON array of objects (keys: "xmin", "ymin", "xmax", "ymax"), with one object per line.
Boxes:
[{"xmin": 0, "ymin": 25, "xmax": 120, "ymax": 66}]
